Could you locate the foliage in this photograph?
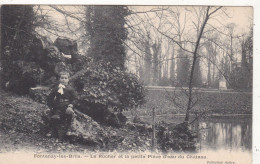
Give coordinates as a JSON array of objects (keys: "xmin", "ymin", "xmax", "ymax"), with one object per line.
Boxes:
[
  {"xmin": 80, "ymin": 5, "xmax": 145, "ymax": 124},
  {"xmin": 70, "ymin": 55, "xmax": 92, "ymax": 73},
  {"xmin": 142, "ymin": 37, "xmax": 152, "ymax": 85},
  {"xmin": 85, "ymin": 6, "xmax": 129, "ymax": 69},
  {"xmin": 152, "ymin": 41, "xmax": 161, "ymax": 85},
  {"xmin": 0, "ymin": 5, "xmax": 39, "ymax": 93},
  {"xmin": 1, "ymin": 5, "xmax": 37, "ymax": 69},
  {"xmin": 176, "ymin": 50, "xmax": 191, "ymax": 87},
  {"xmin": 157, "ymin": 122, "xmax": 197, "ymax": 152},
  {"xmin": 193, "ymin": 58, "xmax": 202, "ymax": 87},
  {"xmin": 1, "ymin": 5, "xmax": 35, "ymax": 50},
  {"xmin": 2, "ymin": 61, "xmax": 42, "ymax": 95},
  {"xmin": 229, "ymin": 66, "xmax": 249, "ymax": 90},
  {"xmin": 1, "ymin": 36, "xmax": 67, "ymax": 93},
  {"xmin": 73, "ymin": 61, "xmax": 145, "ymax": 112},
  {"xmin": 0, "ymin": 6, "xmax": 75, "ymax": 93},
  {"xmin": 229, "ymin": 29, "xmax": 253, "ymax": 90}
]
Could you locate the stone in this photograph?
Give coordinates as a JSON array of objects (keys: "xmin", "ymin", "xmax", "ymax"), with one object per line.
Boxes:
[
  {"xmin": 41, "ymin": 108, "xmax": 124, "ymax": 148},
  {"xmin": 66, "ymin": 109, "xmax": 107, "ymax": 146}
]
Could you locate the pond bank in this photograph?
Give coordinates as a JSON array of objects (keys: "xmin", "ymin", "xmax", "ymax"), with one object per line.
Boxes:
[{"xmin": 134, "ymin": 88, "xmax": 252, "ymax": 116}]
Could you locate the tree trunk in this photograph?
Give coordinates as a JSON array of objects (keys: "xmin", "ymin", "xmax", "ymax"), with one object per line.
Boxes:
[
  {"xmin": 184, "ymin": 7, "xmax": 211, "ymax": 122},
  {"xmin": 170, "ymin": 45, "xmax": 175, "ymax": 85},
  {"xmin": 207, "ymin": 54, "xmax": 211, "ymax": 87}
]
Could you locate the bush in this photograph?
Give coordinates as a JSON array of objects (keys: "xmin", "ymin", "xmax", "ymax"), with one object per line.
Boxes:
[
  {"xmin": 74, "ymin": 62, "xmax": 145, "ymax": 112},
  {"xmin": 71, "ymin": 60, "xmax": 145, "ymax": 126},
  {"xmin": 157, "ymin": 122, "xmax": 197, "ymax": 152},
  {"xmin": 229, "ymin": 67, "xmax": 250, "ymax": 90}
]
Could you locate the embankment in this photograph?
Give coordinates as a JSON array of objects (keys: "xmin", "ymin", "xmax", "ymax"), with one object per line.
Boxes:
[{"xmin": 137, "ymin": 87, "xmax": 252, "ymax": 116}]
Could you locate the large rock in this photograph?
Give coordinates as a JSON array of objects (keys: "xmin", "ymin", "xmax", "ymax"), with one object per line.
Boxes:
[
  {"xmin": 54, "ymin": 37, "xmax": 78, "ymax": 55},
  {"xmin": 41, "ymin": 108, "xmax": 125, "ymax": 149},
  {"xmin": 66, "ymin": 109, "xmax": 108, "ymax": 147}
]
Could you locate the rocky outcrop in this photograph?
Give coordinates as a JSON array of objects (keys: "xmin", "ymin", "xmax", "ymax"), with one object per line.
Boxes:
[{"xmin": 66, "ymin": 109, "xmax": 108, "ymax": 146}]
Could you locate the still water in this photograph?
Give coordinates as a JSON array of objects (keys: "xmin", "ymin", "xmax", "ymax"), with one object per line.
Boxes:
[
  {"xmin": 155, "ymin": 115, "xmax": 252, "ymax": 152},
  {"xmin": 193, "ymin": 116, "xmax": 252, "ymax": 152}
]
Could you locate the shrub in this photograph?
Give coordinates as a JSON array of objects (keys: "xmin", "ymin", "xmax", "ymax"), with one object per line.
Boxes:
[{"xmin": 73, "ymin": 61, "xmax": 145, "ymax": 113}]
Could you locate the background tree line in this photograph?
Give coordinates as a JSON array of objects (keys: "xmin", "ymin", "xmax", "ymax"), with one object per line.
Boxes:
[{"xmin": 125, "ymin": 7, "xmax": 252, "ymax": 90}]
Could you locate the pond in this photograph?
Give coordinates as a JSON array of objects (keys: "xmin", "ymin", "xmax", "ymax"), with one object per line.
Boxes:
[
  {"xmin": 140, "ymin": 114, "xmax": 252, "ymax": 152},
  {"xmin": 193, "ymin": 115, "xmax": 252, "ymax": 152}
]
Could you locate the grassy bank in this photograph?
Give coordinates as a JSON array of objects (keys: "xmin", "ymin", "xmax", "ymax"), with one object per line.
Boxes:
[{"xmin": 130, "ymin": 87, "xmax": 252, "ymax": 117}]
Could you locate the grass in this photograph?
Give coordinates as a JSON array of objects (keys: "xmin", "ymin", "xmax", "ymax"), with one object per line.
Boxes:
[{"xmin": 124, "ymin": 88, "xmax": 252, "ymax": 121}]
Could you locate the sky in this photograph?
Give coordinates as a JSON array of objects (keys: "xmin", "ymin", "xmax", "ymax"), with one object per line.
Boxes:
[
  {"xmin": 37, "ymin": 6, "xmax": 253, "ymax": 40},
  {"xmin": 35, "ymin": 5, "xmax": 253, "ymax": 80}
]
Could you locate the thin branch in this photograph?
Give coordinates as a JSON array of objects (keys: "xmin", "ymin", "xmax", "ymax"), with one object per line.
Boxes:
[
  {"xmin": 129, "ymin": 7, "xmax": 169, "ymax": 15},
  {"xmin": 49, "ymin": 5, "xmax": 85, "ymax": 22},
  {"xmin": 208, "ymin": 7, "xmax": 223, "ymax": 17}
]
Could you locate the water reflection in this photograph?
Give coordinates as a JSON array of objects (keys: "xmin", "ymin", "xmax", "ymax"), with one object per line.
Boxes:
[
  {"xmin": 139, "ymin": 114, "xmax": 252, "ymax": 152},
  {"xmin": 194, "ymin": 116, "xmax": 252, "ymax": 152}
]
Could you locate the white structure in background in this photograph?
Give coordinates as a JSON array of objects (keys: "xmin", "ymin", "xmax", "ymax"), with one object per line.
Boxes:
[{"xmin": 219, "ymin": 77, "xmax": 227, "ymax": 90}]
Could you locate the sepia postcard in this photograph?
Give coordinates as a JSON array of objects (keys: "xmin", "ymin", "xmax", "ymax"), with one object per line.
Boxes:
[{"xmin": 0, "ymin": 1, "xmax": 259, "ymax": 164}]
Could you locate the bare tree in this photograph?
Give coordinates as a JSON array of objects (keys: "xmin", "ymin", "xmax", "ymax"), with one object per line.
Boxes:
[
  {"xmin": 145, "ymin": 6, "xmax": 223, "ymax": 122},
  {"xmin": 184, "ymin": 7, "xmax": 223, "ymax": 122}
]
